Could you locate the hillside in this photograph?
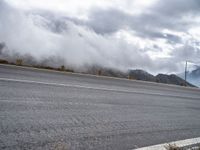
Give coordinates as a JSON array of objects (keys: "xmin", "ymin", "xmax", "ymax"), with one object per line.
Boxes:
[
  {"xmin": 129, "ymin": 70, "xmax": 156, "ymax": 82},
  {"xmin": 156, "ymin": 74, "xmax": 194, "ymax": 87},
  {"xmin": 129, "ymin": 69, "xmax": 195, "ymax": 87},
  {"xmin": 189, "ymin": 67, "xmax": 200, "ymax": 79}
]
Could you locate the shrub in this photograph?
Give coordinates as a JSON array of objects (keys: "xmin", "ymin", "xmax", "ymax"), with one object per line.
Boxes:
[
  {"xmin": 97, "ymin": 70, "xmax": 102, "ymax": 75},
  {"xmin": 165, "ymin": 144, "xmax": 181, "ymax": 150},
  {"xmin": 0, "ymin": 59, "xmax": 9, "ymax": 64},
  {"xmin": 16, "ymin": 59, "xmax": 23, "ymax": 66},
  {"xmin": 60, "ymin": 65, "xmax": 65, "ymax": 71},
  {"xmin": 128, "ymin": 75, "xmax": 135, "ymax": 80}
]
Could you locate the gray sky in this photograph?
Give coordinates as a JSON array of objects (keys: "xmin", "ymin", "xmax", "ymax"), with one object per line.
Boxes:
[{"xmin": 0, "ymin": 0, "xmax": 200, "ymax": 74}]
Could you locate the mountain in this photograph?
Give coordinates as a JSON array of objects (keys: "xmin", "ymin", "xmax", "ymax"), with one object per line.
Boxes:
[
  {"xmin": 129, "ymin": 70, "xmax": 156, "ymax": 82},
  {"xmin": 178, "ymin": 67, "xmax": 200, "ymax": 87},
  {"xmin": 156, "ymin": 74, "xmax": 194, "ymax": 87},
  {"xmin": 85, "ymin": 67, "xmax": 194, "ymax": 87},
  {"xmin": 85, "ymin": 67, "xmax": 197, "ymax": 87},
  {"xmin": 187, "ymin": 67, "xmax": 200, "ymax": 87},
  {"xmin": 129, "ymin": 69, "xmax": 195, "ymax": 87},
  {"xmin": 189, "ymin": 67, "xmax": 200, "ymax": 79}
]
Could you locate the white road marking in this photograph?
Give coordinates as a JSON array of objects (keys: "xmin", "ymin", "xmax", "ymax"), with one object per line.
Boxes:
[
  {"xmin": 134, "ymin": 137, "xmax": 200, "ymax": 150},
  {"xmin": 0, "ymin": 77, "xmax": 199, "ymax": 100}
]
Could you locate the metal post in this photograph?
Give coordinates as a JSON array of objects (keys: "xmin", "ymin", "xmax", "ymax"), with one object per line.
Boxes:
[{"xmin": 185, "ymin": 61, "xmax": 188, "ymax": 86}]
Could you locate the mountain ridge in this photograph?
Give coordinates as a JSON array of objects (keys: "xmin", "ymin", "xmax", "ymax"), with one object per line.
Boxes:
[{"xmin": 129, "ymin": 69, "xmax": 194, "ymax": 87}]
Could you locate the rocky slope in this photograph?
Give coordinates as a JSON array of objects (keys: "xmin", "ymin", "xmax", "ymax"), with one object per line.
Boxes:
[{"xmin": 129, "ymin": 69, "xmax": 195, "ymax": 87}]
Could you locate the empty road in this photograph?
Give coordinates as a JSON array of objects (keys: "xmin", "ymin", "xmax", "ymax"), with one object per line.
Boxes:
[{"xmin": 0, "ymin": 64, "xmax": 200, "ymax": 150}]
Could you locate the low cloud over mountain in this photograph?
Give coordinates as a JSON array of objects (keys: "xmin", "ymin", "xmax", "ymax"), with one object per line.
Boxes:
[
  {"xmin": 186, "ymin": 67, "xmax": 200, "ymax": 87},
  {"xmin": 0, "ymin": 0, "xmax": 200, "ymax": 75}
]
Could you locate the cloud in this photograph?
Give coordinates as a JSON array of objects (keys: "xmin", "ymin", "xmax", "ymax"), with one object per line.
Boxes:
[
  {"xmin": 0, "ymin": 0, "xmax": 155, "ymax": 72},
  {"xmin": 152, "ymin": 0, "xmax": 200, "ymax": 16},
  {"xmin": 172, "ymin": 43, "xmax": 200, "ymax": 63},
  {"xmin": 83, "ymin": 0, "xmax": 200, "ymax": 39},
  {"xmin": 0, "ymin": 0, "xmax": 200, "ymax": 75}
]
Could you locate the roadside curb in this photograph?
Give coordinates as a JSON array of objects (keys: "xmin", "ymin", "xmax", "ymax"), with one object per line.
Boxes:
[{"xmin": 134, "ymin": 137, "xmax": 200, "ymax": 150}]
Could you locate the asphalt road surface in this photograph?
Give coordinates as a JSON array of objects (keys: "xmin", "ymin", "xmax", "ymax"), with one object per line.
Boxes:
[{"xmin": 0, "ymin": 64, "xmax": 200, "ymax": 150}]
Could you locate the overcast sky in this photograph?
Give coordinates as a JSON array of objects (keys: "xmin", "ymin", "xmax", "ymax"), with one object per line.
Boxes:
[{"xmin": 0, "ymin": 0, "xmax": 200, "ymax": 74}]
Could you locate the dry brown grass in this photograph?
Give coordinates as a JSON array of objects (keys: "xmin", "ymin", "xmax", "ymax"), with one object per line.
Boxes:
[
  {"xmin": 16, "ymin": 59, "xmax": 23, "ymax": 66},
  {"xmin": 128, "ymin": 75, "xmax": 135, "ymax": 80},
  {"xmin": 164, "ymin": 144, "xmax": 181, "ymax": 150}
]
